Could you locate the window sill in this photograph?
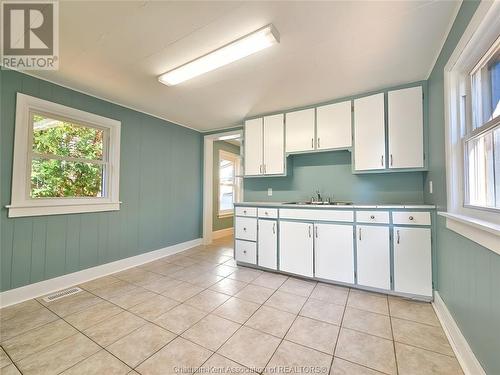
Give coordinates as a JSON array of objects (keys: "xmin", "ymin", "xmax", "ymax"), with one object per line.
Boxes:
[
  {"xmin": 218, "ymin": 212, "xmax": 233, "ymax": 219},
  {"xmin": 438, "ymin": 211, "xmax": 500, "ymax": 255},
  {"xmin": 7, "ymin": 202, "xmax": 121, "ymax": 218}
]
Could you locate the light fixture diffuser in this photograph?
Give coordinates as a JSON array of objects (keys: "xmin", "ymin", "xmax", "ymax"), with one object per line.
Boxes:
[{"xmin": 158, "ymin": 25, "xmax": 279, "ymax": 86}]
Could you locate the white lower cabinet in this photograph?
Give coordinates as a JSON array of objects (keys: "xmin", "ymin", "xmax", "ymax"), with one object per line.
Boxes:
[
  {"xmin": 356, "ymin": 225, "xmax": 390, "ymax": 290},
  {"xmin": 235, "ymin": 240, "xmax": 257, "ymax": 264},
  {"xmin": 314, "ymin": 223, "xmax": 354, "ymax": 284},
  {"xmin": 394, "ymin": 227, "xmax": 432, "ymax": 297},
  {"xmin": 258, "ymin": 220, "xmax": 278, "ymax": 270},
  {"xmin": 279, "ymin": 221, "xmax": 313, "ymax": 277}
]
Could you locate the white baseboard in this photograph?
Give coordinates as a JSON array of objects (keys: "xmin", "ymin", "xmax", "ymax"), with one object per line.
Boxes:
[
  {"xmin": 432, "ymin": 291, "xmax": 486, "ymax": 375},
  {"xmin": 0, "ymin": 238, "xmax": 202, "ymax": 308},
  {"xmin": 212, "ymin": 227, "xmax": 233, "ymax": 240}
]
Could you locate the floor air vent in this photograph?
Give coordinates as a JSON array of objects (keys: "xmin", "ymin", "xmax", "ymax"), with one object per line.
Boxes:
[{"xmin": 43, "ymin": 287, "xmax": 83, "ymax": 302}]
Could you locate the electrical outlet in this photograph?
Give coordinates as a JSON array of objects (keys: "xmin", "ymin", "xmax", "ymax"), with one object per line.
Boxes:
[
  {"xmin": 267, "ymin": 188, "xmax": 272, "ymax": 196},
  {"xmin": 429, "ymin": 180, "xmax": 433, "ymax": 194}
]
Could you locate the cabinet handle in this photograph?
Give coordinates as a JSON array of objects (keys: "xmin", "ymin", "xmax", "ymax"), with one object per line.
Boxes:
[
  {"xmin": 359, "ymin": 227, "xmax": 362, "ymax": 241},
  {"xmin": 390, "ymin": 154, "xmax": 393, "ymax": 166},
  {"xmin": 243, "ymin": 250, "xmax": 247, "ymax": 254},
  {"xmin": 264, "ymin": 164, "xmax": 267, "ymax": 174},
  {"xmin": 381, "ymin": 155, "xmax": 384, "ymax": 166},
  {"xmin": 397, "ymin": 230, "xmax": 400, "ymax": 244},
  {"xmin": 317, "ymin": 138, "xmax": 320, "ymax": 148},
  {"xmin": 243, "ymin": 210, "xmax": 247, "ymax": 214},
  {"xmin": 265, "ymin": 211, "xmax": 268, "ymax": 216},
  {"xmin": 260, "ymin": 165, "xmax": 263, "ymax": 174},
  {"xmin": 370, "ymin": 215, "xmax": 375, "ymax": 220},
  {"xmin": 308, "ymin": 225, "xmax": 312, "ymax": 238},
  {"xmin": 243, "ymin": 227, "xmax": 247, "ymax": 231},
  {"xmin": 272, "ymin": 222, "xmax": 276, "ymax": 234},
  {"xmin": 409, "ymin": 216, "xmax": 414, "ymax": 221},
  {"xmin": 315, "ymin": 225, "xmax": 318, "ymax": 238},
  {"xmin": 311, "ymin": 138, "xmax": 314, "ymax": 149}
]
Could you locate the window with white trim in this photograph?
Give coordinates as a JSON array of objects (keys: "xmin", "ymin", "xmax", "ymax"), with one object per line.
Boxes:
[
  {"xmin": 8, "ymin": 93, "xmax": 121, "ymax": 217},
  {"xmin": 218, "ymin": 150, "xmax": 240, "ymax": 217},
  {"xmin": 464, "ymin": 39, "xmax": 500, "ymax": 210}
]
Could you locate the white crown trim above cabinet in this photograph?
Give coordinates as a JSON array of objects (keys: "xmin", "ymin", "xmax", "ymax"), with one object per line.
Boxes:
[
  {"xmin": 353, "ymin": 93, "xmax": 386, "ymax": 171},
  {"xmin": 316, "ymin": 101, "xmax": 352, "ymax": 150},
  {"xmin": 244, "ymin": 115, "xmax": 284, "ymax": 176},
  {"xmin": 285, "ymin": 108, "xmax": 316, "ymax": 153},
  {"xmin": 388, "ymin": 86, "xmax": 424, "ymax": 169}
]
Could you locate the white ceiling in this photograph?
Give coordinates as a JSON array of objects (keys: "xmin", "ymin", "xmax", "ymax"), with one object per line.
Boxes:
[{"xmin": 31, "ymin": 1, "xmax": 460, "ymax": 131}]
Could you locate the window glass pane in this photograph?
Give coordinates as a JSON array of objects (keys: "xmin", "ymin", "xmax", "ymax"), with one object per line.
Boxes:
[
  {"xmin": 219, "ymin": 157, "xmax": 235, "ymax": 212},
  {"xmin": 466, "ymin": 130, "xmax": 497, "ymax": 208},
  {"xmin": 32, "ymin": 113, "xmax": 104, "ymax": 161},
  {"xmin": 490, "ymin": 59, "xmax": 500, "ymax": 120},
  {"xmin": 495, "ymin": 127, "xmax": 500, "ymax": 207},
  {"xmin": 219, "ymin": 185, "xmax": 234, "ymax": 211},
  {"xmin": 31, "ymin": 158, "xmax": 104, "ymax": 198}
]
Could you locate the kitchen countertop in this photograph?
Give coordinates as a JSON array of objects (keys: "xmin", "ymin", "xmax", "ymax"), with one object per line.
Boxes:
[{"xmin": 234, "ymin": 202, "xmax": 436, "ymax": 209}]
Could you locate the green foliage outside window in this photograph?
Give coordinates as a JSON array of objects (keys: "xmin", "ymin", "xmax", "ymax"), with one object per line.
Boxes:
[{"xmin": 30, "ymin": 114, "xmax": 105, "ymax": 198}]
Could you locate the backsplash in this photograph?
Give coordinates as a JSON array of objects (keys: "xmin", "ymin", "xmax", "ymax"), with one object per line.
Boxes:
[{"xmin": 243, "ymin": 151, "xmax": 425, "ymax": 204}]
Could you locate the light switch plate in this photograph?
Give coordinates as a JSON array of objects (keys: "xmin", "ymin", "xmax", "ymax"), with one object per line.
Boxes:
[{"xmin": 267, "ymin": 188, "xmax": 272, "ymax": 196}]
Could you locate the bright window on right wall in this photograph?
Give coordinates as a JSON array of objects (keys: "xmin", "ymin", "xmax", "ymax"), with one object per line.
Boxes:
[{"xmin": 464, "ymin": 41, "xmax": 500, "ymax": 210}]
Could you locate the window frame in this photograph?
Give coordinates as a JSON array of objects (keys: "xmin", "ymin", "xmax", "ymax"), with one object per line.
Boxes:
[
  {"xmin": 8, "ymin": 93, "xmax": 121, "ymax": 217},
  {"xmin": 441, "ymin": 1, "xmax": 500, "ymax": 255},
  {"xmin": 217, "ymin": 149, "xmax": 240, "ymax": 218}
]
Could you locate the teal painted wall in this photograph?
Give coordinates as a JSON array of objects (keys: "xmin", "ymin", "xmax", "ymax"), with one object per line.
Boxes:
[
  {"xmin": 244, "ymin": 151, "xmax": 425, "ymax": 204},
  {"xmin": 0, "ymin": 70, "xmax": 203, "ymax": 292},
  {"xmin": 425, "ymin": 1, "xmax": 500, "ymax": 374},
  {"xmin": 213, "ymin": 141, "xmax": 239, "ymax": 232}
]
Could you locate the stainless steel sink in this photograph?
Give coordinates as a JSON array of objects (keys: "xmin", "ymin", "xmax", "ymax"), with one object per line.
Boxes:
[{"xmin": 284, "ymin": 201, "xmax": 353, "ymax": 206}]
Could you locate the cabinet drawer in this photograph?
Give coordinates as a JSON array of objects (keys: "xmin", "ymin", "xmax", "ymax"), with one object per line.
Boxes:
[
  {"xmin": 279, "ymin": 209, "xmax": 353, "ymax": 222},
  {"xmin": 356, "ymin": 211, "xmax": 389, "ymax": 224},
  {"xmin": 258, "ymin": 208, "xmax": 278, "ymax": 218},
  {"xmin": 235, "ymin": 207, "xmax": 257, "ymax": 217},
  {"xmin": 235, "ymin": 217, "xmax": 257, "ymax": 241},
  {"xmin": 393, "ymin": 211, "xmax": 431, "ymax": 225},
  {"xmin": 235, "ymin": 240, "xmax": 257, "ymax": 264}
]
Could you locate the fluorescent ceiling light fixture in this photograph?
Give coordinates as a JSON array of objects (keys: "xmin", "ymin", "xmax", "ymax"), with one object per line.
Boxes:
[{"xmin": 158, "ymin": 25, "xmax": 279, "ymax": 86}]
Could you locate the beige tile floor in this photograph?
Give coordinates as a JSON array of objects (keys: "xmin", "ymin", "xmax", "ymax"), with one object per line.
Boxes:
[{"xmin": 0, "ymin": 236, "xmax": 463, "ymax": 375}]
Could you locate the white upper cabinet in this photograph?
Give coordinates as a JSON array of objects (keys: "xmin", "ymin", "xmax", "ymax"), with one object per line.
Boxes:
[
  {"xmin": 244, "ymin": 115, "xmax": 284, "ymax": 176},
  {"xmin": 244, "ymin": 118, "xmax": 263, "ymax": 176},
  {"xmin": 388, "ymin": 86, "xmax": 424, "ymax": 169},
  {"xmin": 354, "ymin": 93, "xmax": 386, "ymax": 171},
  {"xmin": 285, "ymin": 108, "xmax": 315, "ymax": 153},
  {"xmin": 263, "ymin": 114, "xmax": 284, "ymax": 175},
  {"xmin": 316, "ymin": 101, "xmax": 352, "ymax": 150}
]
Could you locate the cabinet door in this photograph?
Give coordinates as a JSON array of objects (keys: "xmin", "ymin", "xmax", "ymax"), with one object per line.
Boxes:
[
  {"xmin": 235, "ymin": 240, "xmax": 257, "ymax": 264},
  {"xmin": 263, "ymin": 114, "xmax": 285, "ymax": 175},
  {"xmin": 316, "ymin": 101, "xmax": 352, "ymax": 150},
  {"xmin": 244, "ymin": 118, "xmax": 263, "ymax": 176},
  {"xmin": 314, "ymin": 223, "xmax": 354, "ymax": 284},
  {"xmin": 356, "ymin": 225, "xmax": 390, "ymax": 290},
  {"xmin": 285, "ymin": 108, "xmax": 315, "ymax": 153},
  {"xmin": 353, "ymin": 93, "xmax": 386, "ymax": 171},
  {"xmin": 394, "ymin": 227, "xmax": 432, "ymax": 297},
  {"xmin": 258, "ymin": 220, "xmax": 278, "ymax": 270},
  {"xmin": 279, "ymin": 221, "xmax": 313, "ymax": 277},
  {"xmin": 388, "ymin": 86, "xmax": 424, "ymax": 169}
]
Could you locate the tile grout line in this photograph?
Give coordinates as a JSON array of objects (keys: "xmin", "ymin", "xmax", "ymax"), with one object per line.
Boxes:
[{"xmin": 329, "ymin": 286, "xmax": 350, "ymax": 374}]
